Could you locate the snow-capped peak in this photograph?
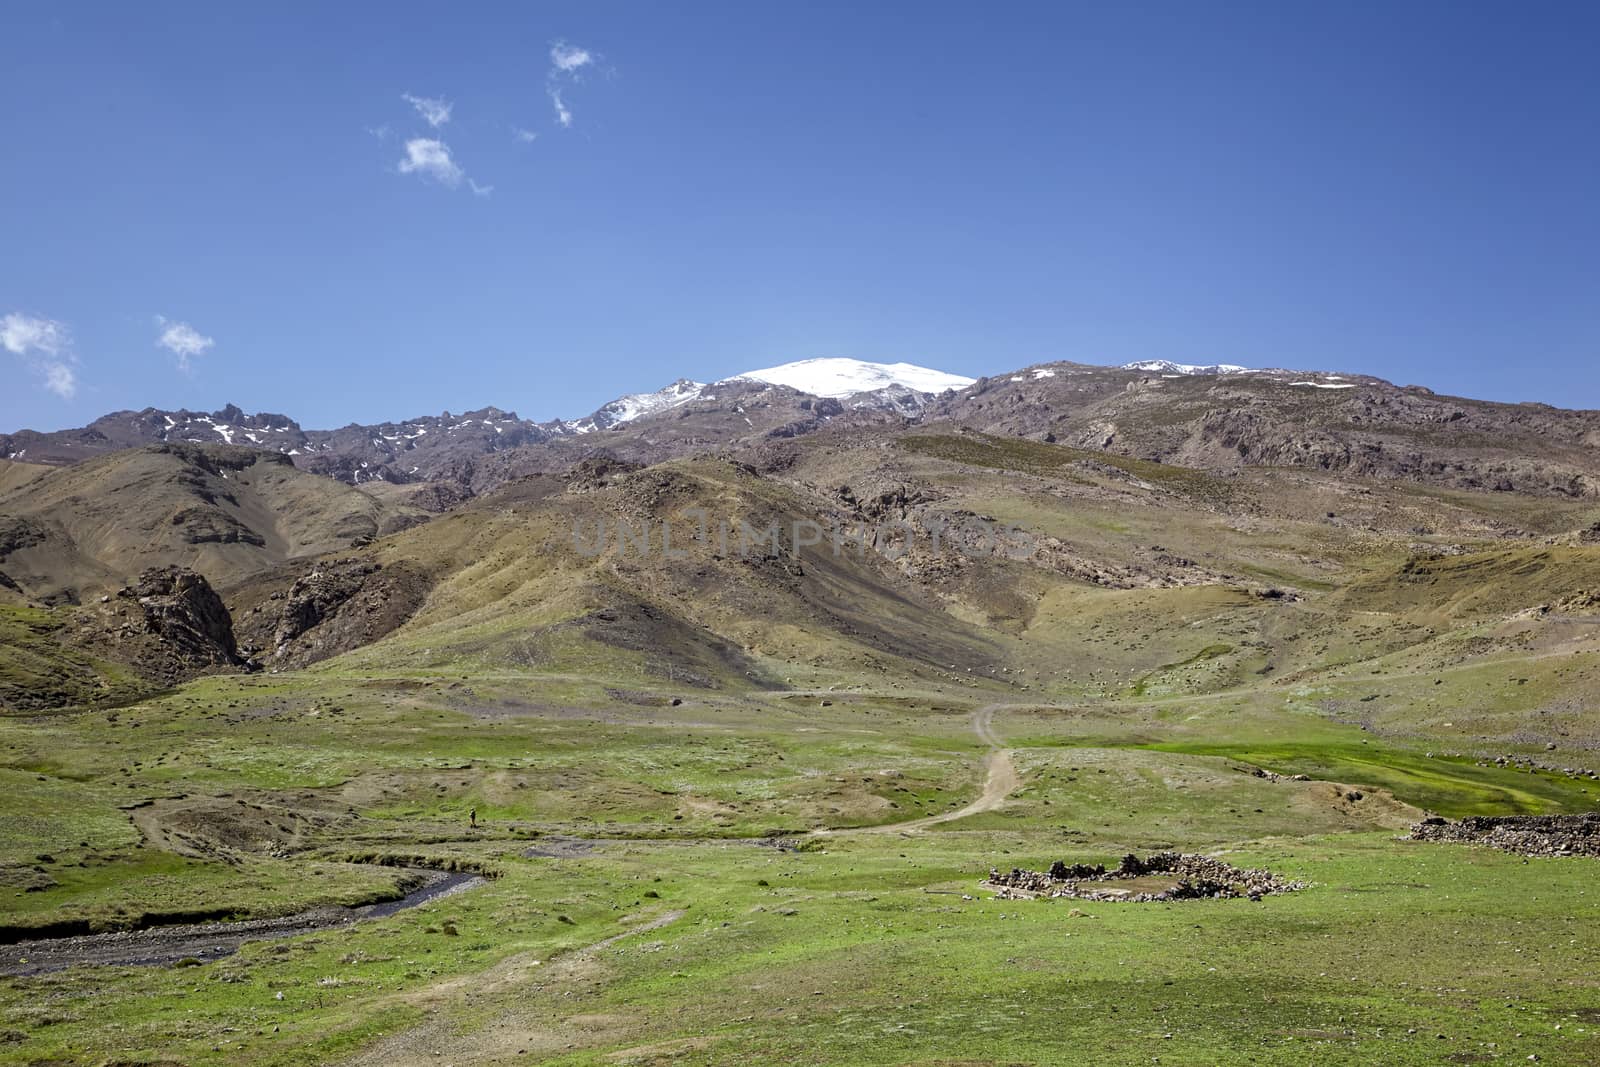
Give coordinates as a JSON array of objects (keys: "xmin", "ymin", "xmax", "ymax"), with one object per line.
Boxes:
[
  {"xmin": 567, "ymin": 378, "xmax": 706, "ymax": 433},
  {"xmin": 725, "ymin": 358, "xmax": 974, "ymax": 398},
  {"xmin": 1122, "ymin": 360, "xmax": 1253, "ymax": 376}
]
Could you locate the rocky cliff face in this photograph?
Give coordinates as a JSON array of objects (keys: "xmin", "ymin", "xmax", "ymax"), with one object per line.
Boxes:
[
  {"xmin": 231, "ymin": 557, "xmax": 432, "ymax": 669},
  {"xmin": 60, "ymin": 566, "xmax": 250, "ymax": 685},
  {"xmin": 120, "ymin": 567, "xmax": 241, "ymax": 666}
]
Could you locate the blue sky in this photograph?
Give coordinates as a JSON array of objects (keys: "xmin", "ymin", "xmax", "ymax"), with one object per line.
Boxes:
[{"xmin": 4, "ymin": 1, "xmax": 1599, "ymax": 433}]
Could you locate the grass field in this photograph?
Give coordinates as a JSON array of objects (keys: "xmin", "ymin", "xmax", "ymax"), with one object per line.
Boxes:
[{"xmin": 3, "ymin": 665, "xmax": 1599, "ymax": 1065}]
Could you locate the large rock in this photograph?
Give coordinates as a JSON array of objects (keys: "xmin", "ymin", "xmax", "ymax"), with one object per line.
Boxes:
[
  {"xmin": 231, "ymin": 557, "xmax": 431, "ymax": 669},
  {"xmin": 119, "ymin": 566, "xmax": 241, "ymax": 667}
]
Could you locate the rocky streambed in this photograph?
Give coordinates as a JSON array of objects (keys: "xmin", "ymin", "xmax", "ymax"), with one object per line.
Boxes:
[{"xmin": 0, "ymin": 869, "xmax": 484, "ymax": 976}]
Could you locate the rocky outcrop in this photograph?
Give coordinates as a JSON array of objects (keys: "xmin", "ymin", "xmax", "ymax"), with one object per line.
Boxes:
[
  {"xmin": 406, "ymin": 482, "xmax": 475, "ymax": 513},
  {"xmin": 167, "ymin": 505, "xmax": 267, "ymax": 546},
  {"xmin": 0, "ymin": 517, "xmax": 50, "ymax": 558},
  {"xmin": 233, "ymin": 558, "xmax": 431, "ymax": 668},
  {"xmin": 64, "ymin": 566, "xmax": 251, "ymax": 685},
  {"xmin": 564, "ymin": 455, "xmax": 644, "ymax": 494},
  {"xmin": 119, "ymin": 567, "xmax": 240, "ymax": 666}
]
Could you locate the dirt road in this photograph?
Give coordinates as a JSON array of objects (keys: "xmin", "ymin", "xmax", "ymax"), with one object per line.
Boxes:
[
  {"xmin": 341, "ymin": 908, "xmax": 689, "ymax": 1067},
  {"xmin": 853, "ymin": 703, "xmax": 1020, "ymax": 833}
]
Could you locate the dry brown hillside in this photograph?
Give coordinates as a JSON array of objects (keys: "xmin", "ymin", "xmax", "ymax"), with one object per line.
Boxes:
[{"xmin": 0, "ymin": 443, "xmax": 425, "ymax": 604}]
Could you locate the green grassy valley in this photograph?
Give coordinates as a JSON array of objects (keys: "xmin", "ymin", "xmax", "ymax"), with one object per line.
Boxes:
[{"xmin": 4, "ymin": 415, "xmax": 1600, "ymax": 1065}]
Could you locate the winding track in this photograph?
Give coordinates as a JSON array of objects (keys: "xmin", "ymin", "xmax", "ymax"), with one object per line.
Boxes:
[
  {"xmin": 339, "ymin": 705, "xmax": 1029, "ymax": 1064},
  {"xmin": 852, "ymin": 703, "xmax": 1020, "ymax": 834}
]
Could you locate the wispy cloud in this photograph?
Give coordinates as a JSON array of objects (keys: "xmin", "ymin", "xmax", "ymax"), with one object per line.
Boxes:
[
  {"xmin": 1, "ymin": 313, "xmax": 68, "ymax": 359},
  {"xmin": 549, "ymin": 89, "xmax": 573, "ymax": 129},
  {"xmin": 513, "ymin": 126, "xmax": 539, "ymax": 144},
  {"xmin": 549, "ymin": 41, "xmax": 593, "ymax": 74},
  {"xmin": 546, "ymin": 40, "xmax": 598, "ymax": 128},
  {"xmin": 1, "ymin": 311, "xmax": 78, "ymax": 399},
  {"xmin": 401, "ymin": 92, "xmax": 452, "ymax": 128},
  {"xmin": 468, "ymin": 179, "xmax": 494, "ymax": 198},
  {"xmin": 398, "ymin": 137, "xmax": 465, "ymax": 186},
  {"xmin": 43, "ymin": 362, "xmax": 77, "ymax": 399},
  {"xmin": 156, "ymin": 316, "xmax": 215, "ymax": 372}
]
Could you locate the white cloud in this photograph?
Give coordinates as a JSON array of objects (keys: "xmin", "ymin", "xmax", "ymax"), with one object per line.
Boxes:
[
  {"xmin": 546, "ymin": 41, "xmax": 599, "ymax": 128},
  {"xmin": 44, "ymin": 362, "xmax": 77, "ymax": 399},
  {"xmin": 549, "ymin": 89, "xmax": 573, "ymax": 128},
  {"xmin": 2, "ymin": 312, "xmax": 78, "ymax": 399},
  {"xmin": 1, "ymin": 313, "xmax": 67, "ymax": 359},
  {"xmin": 513, "ymin": 126, "xmax": 539, "ymax": 144},
  {"xmin": 398, "ymin": 137, "xmax": 465, "ymax": 186},
  {"xmin": 156, "ymin": 317, "xmax": 216, "ymax": 372},
  {"xmin": 366, "ymin": 123, "xmax": 393, "ymax": 141},
  {"xmin": 402, "ymin": 92, "xmax": 452, "ymax": 128},
  {"xmin": 549, "ymin": 42, "xmax": 593, "ymax": 74},
  {"xmin": 468, "ymin": 179, "xmax": 494, "ymax": 198}
]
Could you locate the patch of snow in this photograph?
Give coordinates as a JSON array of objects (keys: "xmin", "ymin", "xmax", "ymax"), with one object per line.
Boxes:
[
  {"xmin": 574, "ymin": 378, "xmax": 707, "ymax": 433},
  {"xmin": 726, "ymin": 358, "xmax": 974, "ymax": 398},
  {"xmin": 1032, "ymin": 368, "xmax": 1056, "ymax": 379},
  {"xmin": 609, "ymin": 379, "xmax": 705, "ymax": 423},
  {"xmin": 213, "ymin": 424, "xmax": 235, "ymax": 444},
  {"xmin": 1009, "ymin": 376, "xmax": 1023, "ymax": 382},
  {"xmin": 1122, "ymin": 360, "xmax": 1253, "ymax": 376},
  {"xmin": 1290, "ymin": 381, "xmax": 1357, "ymax": 389}
]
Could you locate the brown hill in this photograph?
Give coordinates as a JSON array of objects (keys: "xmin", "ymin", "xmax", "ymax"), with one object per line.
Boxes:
[
  {"xmin": 933, "ymin": 362, "xmax": 1600, "ymax": 497},
  {"xmin": 0, "ymin": 443, "xmax": 425, "ymax": 604}
]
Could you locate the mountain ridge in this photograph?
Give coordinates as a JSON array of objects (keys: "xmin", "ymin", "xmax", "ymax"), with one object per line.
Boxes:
[{"xmin": 7, "ymin": 357, "xmax": 1600, "ymax": 504}]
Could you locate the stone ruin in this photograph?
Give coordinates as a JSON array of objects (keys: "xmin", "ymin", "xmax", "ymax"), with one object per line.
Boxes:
[
  {"xmin": 986, "ymin": 852, "xmax": 1307, "ymax": 903},
  {"xmin": 1407, "ymin": 813, "xmax": 1600, "ymax": 858}
]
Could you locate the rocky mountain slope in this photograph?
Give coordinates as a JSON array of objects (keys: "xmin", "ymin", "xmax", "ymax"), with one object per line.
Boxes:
[
  {"xmin": 932, "ymin": 361, "xmax": 1600, "ymax": 498},
  {"xmin": 8, "ymin": 356, "xmax": 1600, "ymax": 712},
  {"xmin": 9, "ymin": 358, "xmax": 1600, "ymax": 504},
  {"xmin": 0, "ymin": 443, "xmax": 424, "ymax": 604},
  {"xmin": 0, "ymin": 360, "xmax": 970, "ymax": 495}
]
